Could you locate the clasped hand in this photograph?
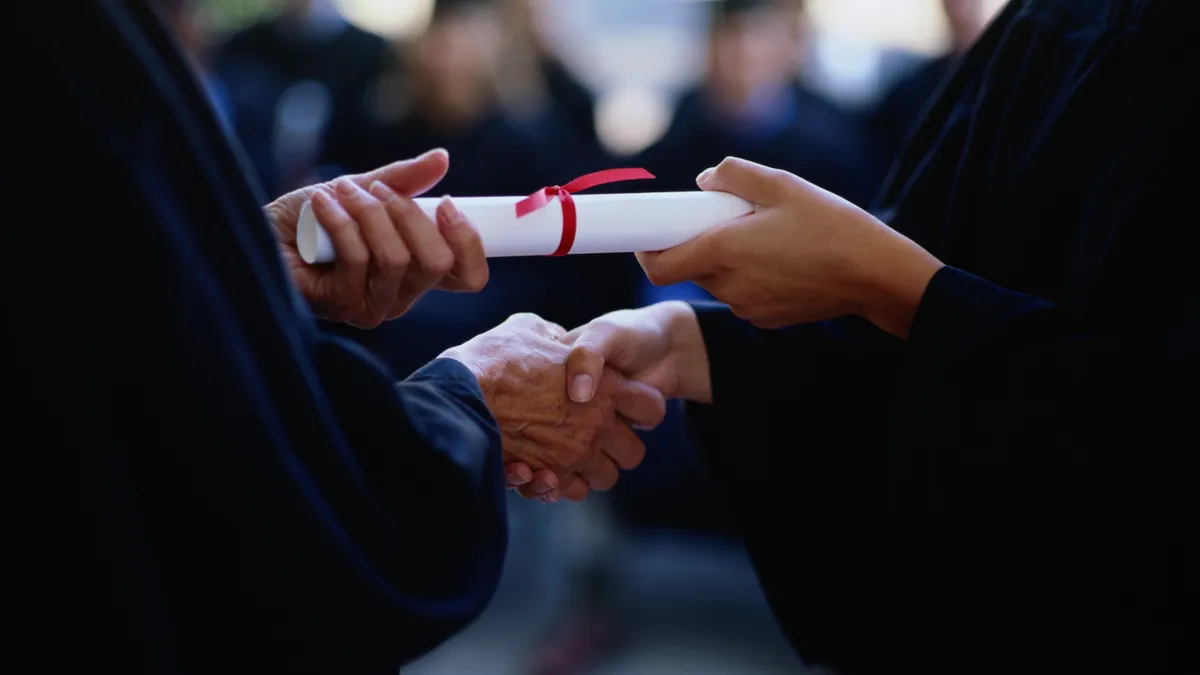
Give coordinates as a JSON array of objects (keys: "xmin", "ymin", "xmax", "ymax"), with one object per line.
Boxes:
[
  {"xmin": 442, "ymin": 314, "xmax": 666, "ymax": 502},
  {"xmin": 269, "ymin": 150, "xmax": 665, "ymax": 502}
]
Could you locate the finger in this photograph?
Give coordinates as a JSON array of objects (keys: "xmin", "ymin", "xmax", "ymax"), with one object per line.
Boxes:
[
  {"xmin": 561, "ymin": 475, "xmax": 590, "ymax": 502},
  {"xmin": 578, "ymin": 454, "xmax": 620, "ymax": 492},
  {"xmin": 634, "ymin": 233, "xmax": 722, "ymax": 287},
  {"xmin": 597, "ymin": 424, "xmax": 647, "ymax": 472},
  {"xmin": 604, "ymin": 372, "xmax": 668, "ymax": 430},
  {"xmin": 374, "ymin": 183, "xmax": 454, "ymax": 293},
  {"xmin": 336, "ymin": 178, "xmax": 412, "ymax": 302},
  {"xmin": 564, "ymin": 321, "xmax": 627, "ymax": 402},
  {"xmin": 696, "ymin": 156, "xmax": 789, "ymax": 206},
  {"xmin": 517, "ymin": 483, "xmax": 561, "ymax": 502},
  {"xmin": 354, "ymin": 148, "xmax": 450, "ymax": 198},
  {"xmin": 504, "ymin": 462, "xmax": 533, "ymax": 488},
  {"xmin": 436, "ymin": 197, "xmax": 490, "ymax": 292},
  {"xmin": 310, "ymin": 189, "xmax": 369, "ymax": 300},
  {"xmin": 518, "ymin": 470, "xmax": 561, "ymax": 502}
]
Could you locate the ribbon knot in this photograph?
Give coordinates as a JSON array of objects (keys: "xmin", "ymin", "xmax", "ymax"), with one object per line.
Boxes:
[{"xmin": 515, "ymin": 168, "xmax": 655, "ymax": 257}]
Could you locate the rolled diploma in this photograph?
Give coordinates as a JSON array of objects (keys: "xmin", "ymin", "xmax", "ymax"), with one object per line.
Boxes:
[{"xmin": 296, "ymin": 191, "xmax": 754, "ymax": 264}]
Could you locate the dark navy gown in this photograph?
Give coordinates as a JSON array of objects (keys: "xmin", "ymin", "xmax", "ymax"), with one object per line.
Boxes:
[
  {"xmin": 8, "ymin": 2, "xmax": 510, "ymax": 673},
  {"xmin": 688, "ymin": 1, "xmax": 1199, "ymax": 672}
]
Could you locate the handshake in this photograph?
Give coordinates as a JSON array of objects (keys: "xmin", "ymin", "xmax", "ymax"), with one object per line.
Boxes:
[
  {"xmin": 266, "ymin": 150, "xmax": 726, "ymax": 503},
  {"xmin": 438, "ymin": 302, "xmax": 711, "ymax": 503}
]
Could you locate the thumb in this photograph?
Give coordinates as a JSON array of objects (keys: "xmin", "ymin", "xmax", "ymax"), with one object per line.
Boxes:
[
  {"xmin": 563, "ymin": 320, "xmax": 629, "ymax": 403},
  {"xmin": 354, "ymin": 148, "xmax": 450, "ymax": 197},
  {"xmin": 696, "ymin": 156, "xmax": 788, "ymax": 206}
]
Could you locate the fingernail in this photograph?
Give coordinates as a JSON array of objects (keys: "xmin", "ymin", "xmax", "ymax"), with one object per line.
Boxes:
[
  {"xmin": 335, "ymin": 178, "xmax": 356, "ymax": 196},
  {"xmin": 419, "ymin": 147, "xmax": 448, "ymax": 162},
  {"xmin": 569, "ymin": 374, "xmax": 594, "ymax": 403},
  {"xmin": 633, "ymin": 423, "xmax": 656, "ymax": 432},
  {"xmin": 533, "ymin": 475, "xmax": 556, "ymax": 494},
  {"xmin": 506, "ymin": 467, "xmax": 531, "ymax": 485},
  {"xmin": 311, "ymin": 190, "xmax": 330, "ymax": 207},
  {"xmin": 369, "ymin": 181, "xmax": 395, "ymax": 201},
  {"xmin": 439, "ymin": 195, "xmax": 463, "ymax": 227},
  {"xmin": 540, "ymin": 493, "xmax": 559, "ymax": 504},
  {"xmin": 696, "ymin": 168, "xmax": 715, "ymax": 185}
]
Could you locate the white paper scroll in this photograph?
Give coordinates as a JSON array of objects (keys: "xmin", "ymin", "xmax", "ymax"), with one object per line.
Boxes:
[{"xmin": 296, "ymin": 191, "xmax": 754, "ymax": 264}]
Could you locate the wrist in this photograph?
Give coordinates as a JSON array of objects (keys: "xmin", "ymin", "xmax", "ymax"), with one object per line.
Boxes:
[
  {"xmin": 851, "ymin": 233, "xmax": 943, "ymax": 339},
  {"xmin": 437, "ymin": 348, "xmax": 490, "ymax": 393},
  {"xmin": 653, "ymin": 301, "xmax": 713, "ymax": 404}
]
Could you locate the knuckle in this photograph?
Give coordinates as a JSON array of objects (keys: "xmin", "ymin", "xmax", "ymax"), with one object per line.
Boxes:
[
  {"xmin": 425, "ymin": 250, "xmax": 455, "ymax": 277},
  {"xmin": 642, "ymin": 265, "xmax": 667, "ymax": 286},
  {"xmin": 361, "ymin": 199, "xmax": 389, "ymax": 222},
  {"xmin": 464, "ymin": 265, "xmax": 489, "ymax": 291},
  {"xmin": 507, "ymin": 312, "xmax": 541, "ymax": 328},
  {"xmin": 341, "ymin": 246, "xmax": 369, "ymax": 268},
  {"xmin": 373, "ymin": 250, "xmax": 412, "ymax": 278},
  {"xmin": 391, "ymin": 196, "xmax": 427, "ymax": 223}
]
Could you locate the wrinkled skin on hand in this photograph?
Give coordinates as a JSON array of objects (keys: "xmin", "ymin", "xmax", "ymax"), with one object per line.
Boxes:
[{"xmin": 442, "ymin": 314, "xmax": 665, "ymax": 501}]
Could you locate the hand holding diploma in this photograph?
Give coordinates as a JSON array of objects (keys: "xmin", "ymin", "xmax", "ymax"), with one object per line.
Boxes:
[
  {"xmin": 636, "ymin": 158, "xmax": 944, "ymax": 337},
  {"xmin": 266, "ymin": 149, "xmax": 492, "ymax": 328},
  {"xmin": 296, "ymin": 169, "xmax": 754, "ymax": 262}
]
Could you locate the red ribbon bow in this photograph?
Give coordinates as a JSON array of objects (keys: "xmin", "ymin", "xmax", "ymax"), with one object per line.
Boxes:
[{"xmin": 515, "ymin": 168, "xmax": 656, "ymax": 257}]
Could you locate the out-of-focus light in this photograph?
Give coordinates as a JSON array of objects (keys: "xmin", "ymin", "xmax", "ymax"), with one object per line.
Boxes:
[
  {"xmin": 809, "ymin": 0, "xmax": 943, "ymax": 52},
  {"xmin": 808, "ymin": 0, "xmax": 1011, "ymax": 53},
  {"xmin": 334, "ymin": 0, "xmax": 434, "ymax": 37},
  {"xmin": 596, "ymin": 86, "xmax": 672, "ymax": 157}
]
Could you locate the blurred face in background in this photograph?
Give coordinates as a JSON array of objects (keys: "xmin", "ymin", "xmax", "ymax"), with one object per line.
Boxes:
[
  {"xmin": 942, "ymin": 0, "xmax": 988, "ymax": 50},
  {"xmin": 707, "ymin": 7, "xmax": 799, "ymax": 109},
  {"xmin": 280, "ymin": 0, "xmax": 313, "ymax": 16},
  {"xmin": 413, "ymin": 7, "xmax": 503, "ymax": 111}
]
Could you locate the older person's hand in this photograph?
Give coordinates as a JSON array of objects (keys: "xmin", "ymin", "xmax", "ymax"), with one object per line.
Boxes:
[
  {"xmin": 441, "ymin": 313, "xmax": 667, "ymax": 502},
  {"xmin": 268, "ymin": 149, "xmax": 490, "ymax": 328}
]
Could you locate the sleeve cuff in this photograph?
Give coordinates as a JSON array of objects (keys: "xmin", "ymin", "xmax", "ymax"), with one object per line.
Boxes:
[
  {"xmin": 409, "ymin": 357, "xmax": 488, "ymax": 400},
  {"xmin": 907, "ymin": 266, "xmax": 1053, "ymax": 369}
]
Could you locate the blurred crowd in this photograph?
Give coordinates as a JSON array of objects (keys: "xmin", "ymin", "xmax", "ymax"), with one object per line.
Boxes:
[{"xmin": 154, "ymin": 0, "xmax": 990, "ymax": 671}]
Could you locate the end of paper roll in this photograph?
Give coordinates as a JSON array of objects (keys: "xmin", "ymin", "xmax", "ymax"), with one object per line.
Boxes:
[{"xmin": 297, "ymin": 200, "xmax": 335, "ymax": 264}]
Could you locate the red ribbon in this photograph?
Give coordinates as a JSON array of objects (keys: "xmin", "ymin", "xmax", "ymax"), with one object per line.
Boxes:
[{"xmin": 515, "ymin": 168, "xmax": 656, "ymax": 257}]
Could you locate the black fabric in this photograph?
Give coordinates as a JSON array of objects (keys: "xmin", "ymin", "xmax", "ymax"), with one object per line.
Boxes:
[
  {"xmin": 8, "ymin": 2, "xmax": 508, "ymax": 673},
  {"xmin": 687, "ymin": 1, "xmax": 1199, "ymax": 672}
]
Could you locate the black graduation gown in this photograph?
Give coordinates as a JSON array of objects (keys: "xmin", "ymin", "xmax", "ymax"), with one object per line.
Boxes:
[
  {"xmin": 7, "ymin": 2, "xmax": 507, "ymax": 673},
  {"xmin": 687, "ymin": 1, "xmax": 1199, "ymax": 672},
  {"xmin": 870, "ymin": 53, "xmax": 958, "ymax": 168}
]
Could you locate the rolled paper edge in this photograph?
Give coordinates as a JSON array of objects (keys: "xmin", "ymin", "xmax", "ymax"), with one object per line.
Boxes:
[
  {"xmin": 297, "ymin": 200, "xmax": 335, "ymax": 264},
  {"xmin": 296, "ymin": 191, "xmax": 754, "ymax": 263}
]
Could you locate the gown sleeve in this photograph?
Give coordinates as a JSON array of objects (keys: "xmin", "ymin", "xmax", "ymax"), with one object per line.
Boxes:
[{"xmin": 10, "ymin": 3, "xmax": 509, "ymax": 673}]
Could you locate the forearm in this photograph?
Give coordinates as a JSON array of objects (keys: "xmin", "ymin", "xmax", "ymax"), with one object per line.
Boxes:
[{"xmin": 849, "ymin": 227, "xmax": 944, "ymax": 339}]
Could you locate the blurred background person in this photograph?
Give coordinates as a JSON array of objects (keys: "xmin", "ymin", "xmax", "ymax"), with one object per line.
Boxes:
[
  {"xmin": 213, "ymin": 0, "xmax": 395, "ymax": 197},
  {"xmin": 638, "ymin": 0, "xmax": 879, "ymax": 204},
  {"xmin": 871, "ymin": 0, "xmax": 991, "ymax": 165},
  {"xmin": 152, "ymin": 0, "xmax": 234, "ymax": 126},
  {"xmin": 497, "ymin": 0, "xmax": 608, "ymax": 174}
]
